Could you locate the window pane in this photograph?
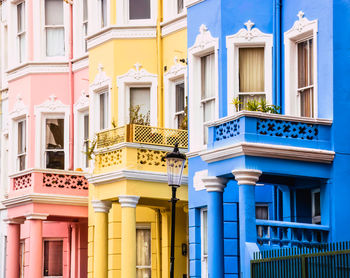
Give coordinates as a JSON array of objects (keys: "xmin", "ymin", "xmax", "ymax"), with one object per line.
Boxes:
[
  {"xmin": 300, "ymin": 88, "xmax": 313, "ymax": 117},
  {"xmin": 83, "ymin": 0, "xmax": 88, "ymax": 21},
  {"xmin": 46, "ymin": 27, "xmax": 65, "ymax": 56},
  {"xmin": 314, "ymin": 191, "xmax": 321, "ymax": 217},
  {"xmin": 20, "ymin": 242, "xmax": 24, "ymax": 278},
  {"xmin": 45, "ymin": 0, "xmax": 63, "ymax": 25},
  {"xmin": 136, "ymin": 228, "xmax": 151, "ymax": 278},
  {"xmin": 175, "ymin": 82, "xmax": 184, "ymax": 112},
  {"xmin": 19, "ymin": 33, "xmax": 25, "ymax": 62},
  {"xmin": 46, "ymin": 119, "xmax": 64, "ymax": 149},
  {"xmin": 201, "ymin": 53, "xmax": 215, "ymax": 99},
  {"xmin": 177, "ymin": 0, "xmax": 184, "ymax": 14},
  {"xmin": 202, "ymin": 210, "xmax": 208, "ymax": 255},
  {"xmin": 18, "ymin": 121, "xmax": 25, "ymax": 154},
  {"xmin": 239, "ymin": 94, "xmax": 265, "ymax": 111},
  {"xmin": 298, "ymin": 41, "xmax": 308, "ymax": 88},
  {"xmin": 129, "ymin": 0, "xmax": 151, "ymax": 20},
  {"xmin": 46, "ymin": 151, "xmax": 65, "ymax": 169},
  {"xmin": 239, "ymin": 47, "xmax": 264, "ymax": 92},
  {"xmin": 43, "ymin": 241, "xmax": 63, "ymax": 276},
  {"xmin": 101, "ymin": 0, "xmax": 107, "ymax": 27},
  {"xmin": 309, "ymin": 39, "xmax": 313, "ymax": 85},
  {"xmin": 256, "ymin": 206, "xmax": 269, "ymax": 220},
  {"xmin": 84, "ymin": 114, "xmax": 89, "ymax": 140},
  {"xmin": 100, "ymin": 93, "xmax": 108, "ymax": 130},
  {"xmin": 130, "ymin": 87, "xmax": 150, "ymax": 119},
  {"xmin": 17, "ymin": 3, "xmax": 25, "ymax": 33}
]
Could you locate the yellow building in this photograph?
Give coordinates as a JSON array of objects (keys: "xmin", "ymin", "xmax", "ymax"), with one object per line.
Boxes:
[{"xmin": 86, "ymin": 0, "xmax": 188, "ymax": 277}]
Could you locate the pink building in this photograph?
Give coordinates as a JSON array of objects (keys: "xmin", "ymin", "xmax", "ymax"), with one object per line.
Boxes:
[{"xmin": 0, "ymin": 0, "xmax": 90, "ymax": 277}]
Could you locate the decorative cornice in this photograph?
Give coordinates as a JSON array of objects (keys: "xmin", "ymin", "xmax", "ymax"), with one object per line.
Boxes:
[
  {"xmin": 1, "ymin": 88, "xmax": 9, "ymax": 100},
  {"xmin": 34, "ymin": 95, "xmax": 68, "ymax": 113},
  {"xmin": 25, "ymin": 213, "xmax": 49, "ymax": 220},
  {"xmin": 232, "ymin": 169, "xmax": 262, "ymax": 186},
  {"xmin": 90, "ymin": 64, "xmax": 111, "ymax": 92},
  {"xmin": 87, "ymin": 169, "xmax": 188, "ymax": 185},
  {"xmin": 87, "ymin": 26, "xmax": 157, "ymax": 50},
  {"xmin": 185, "ymin": 0, "xmax": 205, "ymax": 8},
  {"xmin": 189, "ymin": 24, "xmax": 218, "ymax": 53},
  {"xmin": 91, "ymin": 200, "xmax": 112, "ymax": 213},
  {"xmin": 200, "ymin": 142, "xmax": 335, "ymax": 164},
  {"xmin": 117, "ymin": 63, "xmax": 157, "ymax": 85},
  {"xmin": 3, "ymin": 218, "xmax": 25, "ymax": 224},
  {"xmin": 164, "ymin": 57, "xmax": 187, "ymax": 79},
  {"xmin": 118, "ymin": 195, "xmax": 140, "ymax": 208},
  {"xmin": 202, "ymin": 176, "xmax": 227, "ymax": 192},
  {"xmin": 161, "ymin": 14, "xmax": 187, "ymax": 37},
  {"xmin": 74, "ymin": 90, "xmax": 89, "ymax": 111},
  {"xmin": 2, "ymin": 193, "xmax": 88, "ymax": 208},
  {"xmin": 9, "ymin": 94, "xmax": 28, "ymax": 119},
  {"xmin": 206, "ymin": 111, "xmax": 333, "ymax": 127},
  {"xmin": 285, "ymin": 11, "xmax": 318, "ymax": 39},
  {"xmin": 226, "ymin": 20, "xmax": 272, "ymax": 43},
  {"xmin": 72, "ymin": 55, "xmax": 89, "ymax": 72},
  {"xmin": 9, "ymin": 168, "xmax": 87, "ymax": 179}
]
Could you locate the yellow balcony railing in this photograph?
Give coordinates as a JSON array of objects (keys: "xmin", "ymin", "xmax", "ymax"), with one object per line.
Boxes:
[{"xmin": 96, "ymin": 124, "xmax": 188, "ymax": 149}]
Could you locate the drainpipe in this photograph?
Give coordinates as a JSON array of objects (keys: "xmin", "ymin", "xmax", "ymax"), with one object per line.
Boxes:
[
  {"xmin": 67, "ymin": 0, "xmax": 74, "ymax": 170},
  {"xmin": 274, "ymin": 0, "xmax": 282, "ymax": 109},
  {"xmin": 156, "ymin": 0, "xmax": 163, "ymax": 127}
]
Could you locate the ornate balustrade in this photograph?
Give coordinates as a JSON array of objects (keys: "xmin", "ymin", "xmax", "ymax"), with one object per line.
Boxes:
[
  {"xmin": 96, "ymin": 124, "xmax": 188, "ymax": 149},
  {"xmin": 256, "ymin": 219, "xmax": 329, "ymax": 248},
  {"xmin": 10, "ymin": 169, "xmax": 88, "ymax": 198},
  {"xmin": 207, "ymin": 111, "xmax": 332, "ymax": 150}
]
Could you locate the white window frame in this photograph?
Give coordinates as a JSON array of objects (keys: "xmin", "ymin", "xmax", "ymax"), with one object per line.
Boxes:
[
  {"xmin": 284, "ymin": 11, "xmax": 318, "ymax": 117},
  {"xmin": 163, "ymin": 0, "xmax": 186, "ymax": 22},
  {"xmin": 116, "ymin": 0, "xmax": 157, "ymax": 26},
  {"xmin": 117, "ymin": 64, "xmax": 157, "ymax": 127},
  {"xmin": 42, "ymin": 238, "xmax": 64, "ymax": 278},
  {"xmin": 16, "ymin": 118, "xmax": 27, "ymax": 171},
  {"xmin": 34, "ymin": 96, "xmax": 70, "ymax": 170},
  {"xmin": 226, "ymin": 20, "xmax": 273, "ymax": 115},
  {"xmin": 9, "ymin": 95, "xmax": 28, "ymax": 175},
  {"xmin": 74, "ymin": 91, "xmax": 90, "ymax": 170},
  {"xmin": 136, "ymin": 224, "xmax": 152, "ymax": 275},
  {"xmin": 90, "ymin": 64, "xmax": 112, "ymax": 135},
  {"xmin": 311, "ymin": 188, "xmax": 321, "ymax": 224},
  {"xmin": 16, "ymin": 1, "xmax": 26, "ymax": 64},
  {"xmin": 164, "ymin": 58, "xmax": 187, "ymax": 129},
  {"xmin": 188, "ymin": 24, "xmax": 219, "ymax": 152},
  {"xmin": 200, "ymin": 208, "xmax": 208, "ymax": 278}
]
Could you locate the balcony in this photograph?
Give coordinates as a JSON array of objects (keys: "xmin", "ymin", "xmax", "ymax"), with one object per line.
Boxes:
[
  {"xmin": 256, "ymin": 219, "xmax": 329, "ymax": 248},
  {"xmin": 94, "ymin": 124, "xmax": 188, "ymax": 175},
  {"xmin": 9, "ymin": 169, "xmax": 88, "ymax": 199}
]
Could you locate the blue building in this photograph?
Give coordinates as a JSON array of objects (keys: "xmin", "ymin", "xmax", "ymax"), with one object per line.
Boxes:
[{"xmin": 186, "ymin": 0, "xmax": 350, "ymax": 277}]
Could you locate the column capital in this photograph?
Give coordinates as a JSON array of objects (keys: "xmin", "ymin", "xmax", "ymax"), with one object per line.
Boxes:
[
  {"xmin": 202, "ymin": 176, "xmax": 227, "ymax": 192},
  {"xmin": 118, "ymin": 195, "xmax": 140, "ymax": 208},
  {"xmin": 25, "ymin": 213, "xmax": 49, "ymax": 220},
  {"xmin": 232, "ymin": 169, "xmax": 262, "ymax": 185},
  {"xmin": 4, "ymin": 218, "xmax": 25, "ymax": 225},
  {"xmin": 92, "ymin": 200, "xmax": 112, "ymax": 213}
]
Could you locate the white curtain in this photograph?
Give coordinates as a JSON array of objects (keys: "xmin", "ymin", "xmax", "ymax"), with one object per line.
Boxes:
[
  {"xmin": 130, "ymin": 87, "xmax": 150, "ymax": 117},
  {"xmin": 136, "ymin": 228, "xmax": 151, "ymax": 278},
  {"xmin": 45, "ymin": 0, "xmax": 64, "ymax": 56},
  {"xmin": 239, "ymin": 47, "xmax": 264, "ymax": 92}
]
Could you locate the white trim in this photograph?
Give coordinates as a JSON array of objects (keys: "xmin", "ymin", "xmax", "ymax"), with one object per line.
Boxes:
[
  {"xmin": 118, "ymin": 195, "xmax": 139, "ymax": 208},
  {"xmin": 200, "ymin": 207, "xmax": 208, "ymax": 278},
  {"xmin": 87, "ymin": 169, "xmax": 188, "ymax": 185},
  {"xmin": 202, "ymin": 176, "xmax": 227, "ymax": 192},
  {"xmin": 164, "ymin": 57, "xmax": 187, "ymax": 129},
  {"xmin": 117, "ymin": 63, "xmax": 158, "ymax": 126},
  {"xmin": 86, "ymin": 27, "xmax": 156, "ymax": 50},
  {"xmin": 72, "ymin": 55, "xmax": 89, "ymax": 72},
  {"xmin": 284, "ymin": 11, "xmax": 318, "ymax": 117},
  {"xmin": 25, "ymin": 213, "xmax": 49, "ymax": 220},
  {"xmin": 185, "ymin": 0, "xmax": 204, "ymax": 8},
  {"xmin": 89, "ymin": 64, "xmax": 112, "ymax": 135},
  {"xmin": 200, "ymin": 142, "xmax": 335, "ymax": 164},
  {"xmin": 115, "ymin": 0, "xmax": 157, "ymax": 26},
  {"xmin": 91, "ymin": 199, "xmax": 112, "ymax": 213},
  {"xmin": 188, "ymin": 24, "xmax": 219, "ymax": 152},
  {"xmin": 161, "ymin": 14, "xmax": 187, "ymax": 37},
  {"xmin": 232, "ymin": 169, "xmax": 262, "ymax": 186},
  {"xmin": 226, "ymin": 20, "xmax": 273, "ymax": 115},
  {"xmin": 193, "ymin": 170, "xmax": 208, "ymax": 191},
  {"xmin": 34, "ymin": 95, "xmax": 70, "ymax": 170}
]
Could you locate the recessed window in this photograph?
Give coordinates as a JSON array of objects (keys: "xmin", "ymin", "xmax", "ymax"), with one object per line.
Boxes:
[
  {"xmin": 17, "ymin": 120, "xmax": 26, "ymax": 171},
  {"xmin": 43, "ymin": 240, "xmax": 63, "ymax": 277},
  {"xmin": 312, "ymin": 189, "xmax": 321, "ymax": 224},
  {"xmin": 17, "ymin": 2, "xmax": 25, "ymax": 63},
  {"xmin": 175, "ymin": 82, "xmax": 185, "ymax": 129},
  {"xmin": 129, "ymin": 87, "xmax": 150, "ymax": 125},
  {"xmin": 256, "ymin": 205, "xmax": 269, "ymax": 239},
  {"xmin": 99, "ymin": 92, "xmax": 108, "ymax": 130},
  {"xmin": 201, "ymin": 209, "xmax": 208, "ymax": 278},
  {"xmin": 238, "ymin": 47, "xmax": 265, "ymax": 109},
  {"xmin": 45, "ymin": 119, "xmax": 64, "ymax": 170},
  {"xmin": 136, "ymin": 226, "xmax": 151, "ymax": 277},
  {"xmin": 177, "ymin": 0, "xmax": 184, "ymax": 14},
  {"xmin": 298, "ymin": 38, "xmax": 314, "ymax": 117},
  {"xmin": 201, "ymin": 53, "xmax": 215, "ymax": 144},
  {"xmin": 129, "ymin": 0, "xmax": 150, "ymax": 20},
  {"xmin": 45, "ymin": 0, "xmax": 65, "ymax": 57},
  {"xmin": 82, "ymin": 0, "xmax": 88, "ymax": 51},
  {"xmin": 100, "ymin": 0, "xmax": 107, "ymax": 27}
]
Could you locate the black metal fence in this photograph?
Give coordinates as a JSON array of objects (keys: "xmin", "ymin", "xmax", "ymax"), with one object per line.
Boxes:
[{"xmin": 251, "ymin": 241, "xmax": 350, "ymax": 278}]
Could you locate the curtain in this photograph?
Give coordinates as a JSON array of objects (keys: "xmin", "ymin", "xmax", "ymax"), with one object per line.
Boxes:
[
  {"xmin": 43, "ymin": 241, "xmax": 63, "ymax": 276},
  {"xmin": 46, "ymin": 27, "xmax": 65, "ymax": 57},
  {"xmin": 46, "ymin": 119, "xmax": 64, "ymax": 149},
  {"xmin": 136, "ymin": 228, "xmax": 151, "ymax": 278},
  {"xmin": 239, "ymin": 47, "xmax": 264, "ymax": 92},
  {"xmin": 130, "ymin": 87, "xmax": 150, "ymax": 117},
  {"xmin": 201, "ymin": 53, "xmax": 215, "ymax": 100},
  {"xmin": 256, "ymin": 206, "xmax": 268, "ymax": 220}
]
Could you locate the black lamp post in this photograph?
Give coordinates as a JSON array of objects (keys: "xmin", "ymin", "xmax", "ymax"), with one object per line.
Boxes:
[{"xmin": 164, "ymin": 143, "xmax": 186, "ymax": 278}]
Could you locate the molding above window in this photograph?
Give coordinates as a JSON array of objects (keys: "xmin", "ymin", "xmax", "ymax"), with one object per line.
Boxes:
[
  {"xmin": 117, "ymin": 63, "xmax": 158, "ymax": 126},
  {"xmin": 189, "ymin": 24, "xmax": 218, "ymax": 55},
  {"xmin": 74, "ymin": 90, "xmax": 89, "ymax": 112},
  {"xmin": 90, "ymin": 63, "xmax": 112, "ymax": 92},
  {"xmin": 9, "ymin": 95, "xmax": 28, "ymax": 120},
  {"xmin": 226, "ymin": 20, "xmax": 273, "ymax": 116},
  {"xmin": 285, "ymin": 11, "xmax": 318, "ymax": 39}
]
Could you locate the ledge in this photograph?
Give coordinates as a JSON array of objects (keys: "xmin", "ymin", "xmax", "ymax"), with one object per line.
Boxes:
[
  {"xmin": 9, "ymin": 168, "xmax": 88, "ymax": 179},
  {"xmin": 161, "ymin": 14, "xmax": 187, "ymax": 37}
]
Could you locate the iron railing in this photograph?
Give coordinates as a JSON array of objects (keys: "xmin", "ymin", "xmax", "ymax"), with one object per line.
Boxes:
[{"xmin": 251, "ymin": 241, "xmax": 350, "ymax": 278}]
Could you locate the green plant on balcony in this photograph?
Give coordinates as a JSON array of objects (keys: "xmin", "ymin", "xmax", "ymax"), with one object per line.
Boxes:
[
  {"xmin": 231, "ymin": 98, "xmax": 280, "ymax": 114},
  {"xmin": 129, "ymin": 105, "xmax": 150, "ymax": 126},
  {"xmin": 231, "ymin": 97, "xmax": 243, "ymax": 112}
]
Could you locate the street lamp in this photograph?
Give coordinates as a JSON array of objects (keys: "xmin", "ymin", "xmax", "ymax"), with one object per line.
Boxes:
[{"xmin": 164, "ymin": 143, "xmax": 186, "ymax": 278}]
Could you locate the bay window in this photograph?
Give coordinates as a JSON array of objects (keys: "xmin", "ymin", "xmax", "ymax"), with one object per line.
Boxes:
[
  {"xmin": 129, "ymin": 0, "xmax": 150, "ymax": 20},
  {"xmin": 297, "ymin": 38, "xmax": 314, "ymax": 117},
  {"xmin": 201, "ymin": 209, "xmax": 208, "ymax": 278},
  {"xmin": 17, "ymin": 2, "xmax": 25, "ymax": 63},
  {"xmin": 45, "ymin": 118, "xmax": 64, "ymax": 170},
  {"xmin": 238, "ymin": 47, "xmax": 265, "ymax": 109},
  {"xmin": 99, "ymin": 92, "xmax": 109, "ymax": 130},
  {"xmin": 129, "ymin": 87, "xmax": 150, "ymax": 124},
  {"xmin": 201, "ymin": 53, "xmax": 215, "ymax": 144},
  {"xmin": 136, "ymin": 226, "xmax": 151, "ymax": 278},
  {"xmin": 17, "ymin": 120, "xmax": 26, "ymax": 171},
  {"xmin": 43, "ymin": 240, "xmax": 63, "ymax": 277},
  {"xmin": 45, "ymin": 0, "xmax": 64, "ymax": 57}
]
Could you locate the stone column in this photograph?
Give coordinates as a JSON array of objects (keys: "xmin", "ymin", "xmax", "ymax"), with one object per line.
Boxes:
[
  {"xmin": 202, "ymin": 176, "xmax": 227, "ymax": 278},
  {"xmin": 5, "ymin": 219, "xmax": 23, "ymax": 278},
  {"xmin": 232, "ymin": 169, "xmax": 262, "ymax": 278},
  {"xmin": 26, "ymin": 213, "xmax": 48, "ymax": 278},
  {"xmin": 92, "ymin": 200, "xmax": 112, "ymax": 278},
  {"xmin": 119, "ymin": 195, "xmax": 140, "ymax": 278}
]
